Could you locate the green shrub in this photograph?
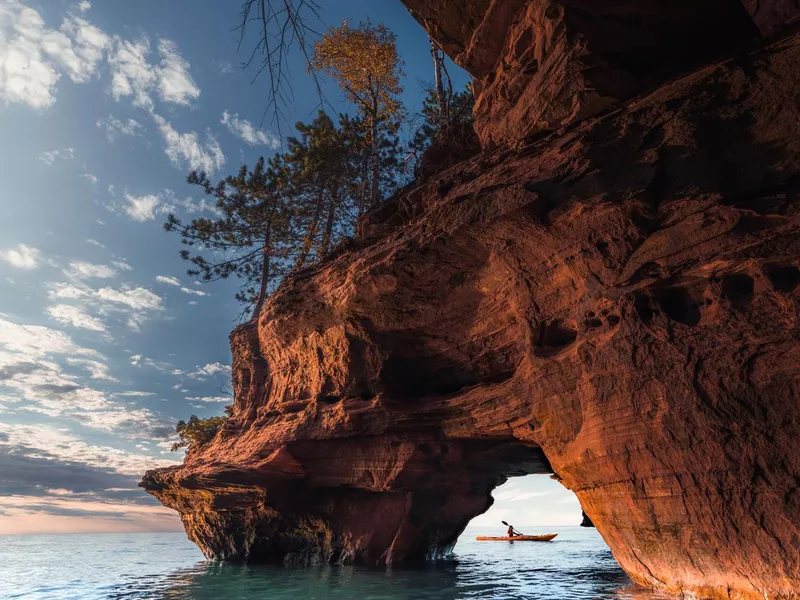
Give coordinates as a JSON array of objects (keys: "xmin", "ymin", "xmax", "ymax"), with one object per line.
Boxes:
[{"xmin": 171, "ymin": 415, "xmax": 226, "ymax": 451}]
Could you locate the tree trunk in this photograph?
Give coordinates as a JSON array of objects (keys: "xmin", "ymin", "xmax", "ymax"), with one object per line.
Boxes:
[
  {"xmin": 321, "ymin": 189, "xmax": 337, "ymax": 256},
  {"xmin": 296, "ymin": 189, "xmax": 324, "ymax": 269},
  {"xmin": 370, "ymin": 110, "xmax": 380, "ymax": 208},
  {"xmin": 251, "ymin": 227, "xmax": 271, "ymax": 321},
  {"xmin": 431, "ymin": 38, "xmax": 448, "ymax": 125},
  {"xmin": 358, "ymin": 150, "xmax": 369, "ymax": 218}
]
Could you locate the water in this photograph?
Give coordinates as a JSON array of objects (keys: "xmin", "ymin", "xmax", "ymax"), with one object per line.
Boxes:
[{"xmin": 0, "ymin": 527, "xmax": 672, "ymax": 599}]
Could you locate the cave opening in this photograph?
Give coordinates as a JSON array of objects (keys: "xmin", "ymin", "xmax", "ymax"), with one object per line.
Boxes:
[{"xmin": 457, "ymin": 474, "xmax": 587, "ymax": 542}]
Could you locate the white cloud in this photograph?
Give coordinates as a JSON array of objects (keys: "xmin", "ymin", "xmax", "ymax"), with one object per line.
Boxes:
[
  {"xmin": 0, "ymin": 2, "xmax": 61, "ymax": 108},
  {"xmin": 0, "ymin": 243, "xmax": 40, "ymax": 269},
  {"xmin": 67, "ymin": 261, "xmax": 116, "ymax": 279},
  {"xmin": 492, "ymin": 489, "xmax": 551, "ymax": 503},
  {"xmin": 129, "ymin": 353, "xmax": 173, "ymax": 372},
  {"xmin": 115, "ymin": 391, "xmax": 154, "ymax": 397},
  {"xmin": 38, "ymin": 147, "xmax": 75, "ymax": 165},
  {"xmin": 180, "ymin": 287, "xmax": 206, "ymax": 296},
  {"xmin": 221, "ymin": 111, "xmax": 279, "ymax": 148},
  {"xmin": 46, "ymin": 303, "xmax": 106, "ymax": 332},
  {"xmin": 162, "ymin": 190, "xmax": 221, "ymax": 215},
  {"xmin": 213, "ymin": 60, "xmax": 233, "ymax": 75},
  {"xmin": 0, "ymin": 316, "xmax": 99, "ymax": 360},
  {"xmin": 156, "ymin": 275, "xmax": 180, "ymax": 286},
  {"xmin": 47, "ymin": 281, "xmax": 163, "ymax": 331},
  {"xmin": 65, "ymin": 356, "xmax": 114, "ymax": 380},
  {"xmin": 0, "ymin": 2, "xmax": 108, "ymax": 108},
  {"xmin": 111, "ymin": 260, "xmax": 132, "ymax": 272},
  {"xmin": 81, "ymin": 173, "xmax": 98, "ymax": 184},
  {"xmin": 77, "ymin": 1, "xmax": 91, "ymax": 13},
  {"xmin": 0, "ymin": 423, "xmax": 177, "ymax": 476},
  {"xmin": 85, "ymin": 238, "xmax": 105, "ymax": 248},
  {"xmin": 42, "ymin": 15, "xmax": 109, "ymax": 83},
  {"xmin": 96, "ymin": 286, "xmax": 162, "ymax": 311},
  {"xmin": 47, "ymin": 282, "xmax": 91, "ymax": 300},
  {"xmin": 106, "ymin": 36, "xmax": 156, "ymax": 109},
  {"xmin": 97, "ymin": 115, "xmax": 143, "ymax": 141},
  {"xmin": 185, "ymin": 396, "xmax": 231, "ymax": 403},
  {"xmin": 122, "ymin": 193, "xmax": 162, "ymax": 222},
  {"xmin": 187, "ymin": 362, "xmax": 231, "ymax": 379},
  {"xmin": 156, "ymin": 39, "xmax": 199, "ymax": 105},
  {"xmin": 152, "ymin": 113, "xmax": 224, "ymax": 174},
  {"xmin": 107, "ymin": 35, "xmax": 198, "ymax": 110}
]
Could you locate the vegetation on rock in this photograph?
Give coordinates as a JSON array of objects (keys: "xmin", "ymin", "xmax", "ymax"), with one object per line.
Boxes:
[{"xmin": 171, "ymin": 414, "xmax": 227, "ymax": 451}]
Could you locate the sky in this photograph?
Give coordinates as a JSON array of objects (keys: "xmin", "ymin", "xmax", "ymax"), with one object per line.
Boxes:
[{"xmin": 0, "ymin": 0, "xmax": 580, "ymax": 535}]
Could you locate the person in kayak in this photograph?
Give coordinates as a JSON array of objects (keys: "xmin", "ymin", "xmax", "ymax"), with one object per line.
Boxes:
[{"xmin": 507, "ymin": 524, "xmax": 519, "ymax": 537}]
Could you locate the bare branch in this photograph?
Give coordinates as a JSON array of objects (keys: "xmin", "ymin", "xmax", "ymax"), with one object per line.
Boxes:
[{"xmin": 237, "ymin": 0, "xmax": 329, "ymax": 137}]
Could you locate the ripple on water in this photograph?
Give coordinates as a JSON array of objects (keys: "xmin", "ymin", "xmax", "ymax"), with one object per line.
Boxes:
[{"xmin": 0, "ymin": 528, "xmax": 675, "ymax": 600}]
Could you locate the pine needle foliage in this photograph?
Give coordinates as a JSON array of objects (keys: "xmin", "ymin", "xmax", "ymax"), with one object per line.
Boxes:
[
  {"xmin": 171, "ymin": 415, "xmax": 227, "ymax": 451},
  {"xmin": 164, "ymin": 156, "xmax": 295, "ymax": 320}
]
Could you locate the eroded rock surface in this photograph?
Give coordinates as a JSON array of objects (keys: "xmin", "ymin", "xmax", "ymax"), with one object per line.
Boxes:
[
  {"xmin": 406, "ymin": 0, "xmax": 799, "ymax": 148},
  {"xmin": 143, "ymin": 3, "xmax": 800, "ymax": 599}
]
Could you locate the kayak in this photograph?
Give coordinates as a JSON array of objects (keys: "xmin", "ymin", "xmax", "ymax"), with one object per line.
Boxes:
[{"xmin": 475, "ymin": 534, "xmax": 558, "ymax": 542}]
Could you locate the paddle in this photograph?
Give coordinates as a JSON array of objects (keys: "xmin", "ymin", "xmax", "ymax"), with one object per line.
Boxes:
[{"xmin": 501, "ymin": 520, "xmax": 524, "ymax": 536}]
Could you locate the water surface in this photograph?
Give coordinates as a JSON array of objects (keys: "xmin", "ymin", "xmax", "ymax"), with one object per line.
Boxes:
[{"xmin": 0, "ymin": 526, "xmax": 672, "ymax": 599}]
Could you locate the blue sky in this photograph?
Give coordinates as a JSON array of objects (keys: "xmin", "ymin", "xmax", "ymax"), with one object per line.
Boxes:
[{"xmin": 0, "ymin": 0, "xmax": 580, "ymax": 535}]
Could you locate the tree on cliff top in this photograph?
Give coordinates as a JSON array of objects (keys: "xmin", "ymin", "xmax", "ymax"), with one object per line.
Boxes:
[
  {"xmin": 311, "ymin": 21, "xmax": 404, "ymax": 209},
  {"xmin": 285, "ymin": 111, "xmax": 360, "ymax": 268},
  {"xmin": 407, "ymin": 85, "xmax": 475, "ymax": 174},
  {"xmin": 171, "ymin": 415, "xmax": 227, "ymax": 451},
  {"xmin": 164, "ymin": 156, "xmax": 296, "ymax": 320}
]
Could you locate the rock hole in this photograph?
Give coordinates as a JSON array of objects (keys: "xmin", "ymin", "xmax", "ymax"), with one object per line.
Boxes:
[
  {"xmin": 418, "ymin": 443, "xmax": 434, "ymax": 456},
  {"xmin": 319, "ymin": 395, "xmax": 341, "ymax": 405},
  {"xmin": 534, "ymin": 319, "xmax": 578, "ymax": 356},
  {"xmin": 545, "ymin": 4, "xmax": 560, "ymax": 18},
  {"xmin": 586, "ymin": 318, "xmax": 603, "ymax": 329},
  {"xmin": 633, "ymin": 294, "xmax": 654, "ymax": 324},
  {"xmin": 437, "ymin": 180, "xmax": 454, "ymax": 198},
  {"xmin": 766, "ymin": 265, "xmax": 800, "ymax": 293},
  {"xmin": 448, "ymin": 271, "xmax": 467, "ymax": 287},
  {"xmin": 722, "ymin": 273, "xmax": 754, "ymax": 308},
  {"xmin": 484, "ymin": 370, "xmax": 515, "ymax": 384},
  {"xmin": 639, "ymin": 128, "xmax": 664, "ymax": 151},
  {"xmin": 607, "ymin": 314, "xmax": 620, "ymax": 326},
  {"xmin": 655, "ymin": 287, "xmax": 701, "ymax": 326}
]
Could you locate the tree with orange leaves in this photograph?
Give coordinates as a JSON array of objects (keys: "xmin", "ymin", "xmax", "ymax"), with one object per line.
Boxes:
[{"xmin": 312, "ymin": 21, "xmax": 404, "ymax": 210}]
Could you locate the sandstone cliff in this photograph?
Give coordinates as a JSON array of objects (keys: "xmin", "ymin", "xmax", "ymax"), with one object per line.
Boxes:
[{"xmin": 143, "ymin": 2, "xmax": 800, "ymax": 598}]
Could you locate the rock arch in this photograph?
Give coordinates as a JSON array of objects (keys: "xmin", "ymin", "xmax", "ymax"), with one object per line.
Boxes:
[{"xmin": 143, "ymin": 2, "xmax": 800, "ymax": 598}]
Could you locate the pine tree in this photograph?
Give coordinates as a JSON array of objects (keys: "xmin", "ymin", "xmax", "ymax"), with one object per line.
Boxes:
[
  {"xmin": 285, "ymin": 112, "xmax": 362, "ymax": 268},
  {"xmin": 164, "ymin": 156, "xmax": 296, "ymax": 320},
  {"xmin": 408, "ymin": 85, "xmax": 475, "ymax": 174}
]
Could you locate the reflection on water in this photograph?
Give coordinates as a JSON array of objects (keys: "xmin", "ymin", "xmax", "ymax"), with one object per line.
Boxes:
[{"xmin": 1, "ymin": 527, "xmax": 674, "ymax": 600}]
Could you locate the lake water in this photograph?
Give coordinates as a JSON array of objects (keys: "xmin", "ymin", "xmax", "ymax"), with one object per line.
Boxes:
[{"xmin": 0, "ymin": 527, "xmax": 673, "ymax": 599}]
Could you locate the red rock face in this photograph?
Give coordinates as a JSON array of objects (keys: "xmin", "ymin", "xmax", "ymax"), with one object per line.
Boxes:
[
  {"xmin": 143, "ymin": 4, "xmax": 800, "ymax": 599},
  {"xmin": 405, "ymin": 0, "xmax": 800, "ymax": 148}
]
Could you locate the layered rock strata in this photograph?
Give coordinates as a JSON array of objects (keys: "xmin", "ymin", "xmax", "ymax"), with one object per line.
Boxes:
[
  {"xmin": 406, "ymin": 0, "xmax": 799, "ymax": 148},
  {"xmin": 143, "ymin": 2, "xmax": 800, "ymax": 599}
]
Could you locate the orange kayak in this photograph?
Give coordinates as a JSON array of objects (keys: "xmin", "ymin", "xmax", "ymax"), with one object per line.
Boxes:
[{"xmin": 475, "ymin": 534, "xmax": 558, "ymax": 542}]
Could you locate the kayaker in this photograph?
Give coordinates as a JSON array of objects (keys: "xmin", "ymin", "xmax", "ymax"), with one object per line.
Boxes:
[{"xmin": 507, "ymin": 525, "xmax": 518, "ymax": 537}]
